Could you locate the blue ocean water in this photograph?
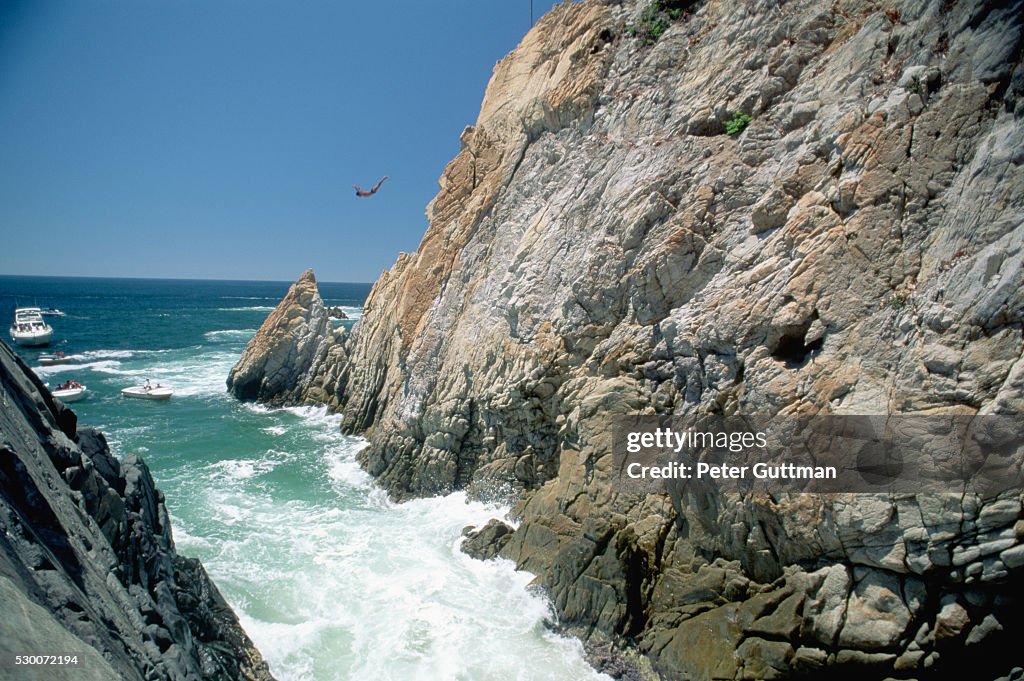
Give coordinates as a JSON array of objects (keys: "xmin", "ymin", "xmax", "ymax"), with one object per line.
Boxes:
[{"xmin": 1, "ymin": 275, "xmax": 606, "ymax": 681}]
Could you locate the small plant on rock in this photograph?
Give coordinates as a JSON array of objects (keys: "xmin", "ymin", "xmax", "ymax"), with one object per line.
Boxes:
[
  {"xmin": 630, "ymin": 3, "xmax": 669, "ymax": 44},
  {"xmin": 628, "ymin": 0, "xmax": 697, "ymax": 45},
  {"xmin": 884, "ymin": 281, "xmax": 916, "ymax": 310},
  {"xmin": 724, "ymin": 112, "xmax": 753, "ymax": 136},
  {"xmin": 885, "ymin": 291, "xmax": 910, "ymax": 309}
]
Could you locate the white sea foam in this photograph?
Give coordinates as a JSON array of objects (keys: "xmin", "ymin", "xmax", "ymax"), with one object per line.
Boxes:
[
  {"xmin": 204, "ymin": 329, "xmax": 257, "ymax": 340},
  {"xmin": 35, "ymin": 348, "xmax": 185, "ymax": 377},
  {"xmin": 72, "ymin": 348, "xmax": 172, "ymax": 360},
  {"xmin": 35, "ymin": 360, "xmax": 122, "ymax": 376},
  {"xmin": 166, "ymin": 407, "xmax": 609, "ymax": 681},
  {"xmin": 204, "ymin": 456, "xmax": 281, "ymax": 482},
  {"xmin": 217, "ymin": 306, "xmax": 276, "ymax": 312},
  {"xmin": 323, "ymin": 443, "xmax": 371, "ymax": 489},
  {"xmin": 326, "ymin": 305, "xmax": 363, "ymax": 321},
  {"xmin": 101, "ymin": 424, "xmax": 152, "ymax": 453},
  {"xmin": 41, "ymin": 342, "xmax": 239, "ymax": 399},
  {"xmin": 102, "ymin": 423, "xmax": 152, "ymax": 438},
  {"xmin": 71, "ymin": 349, "xmax": 133, "ymax": 360},
  {"xmin": 168, "ymin": 515, "xmax": 215, "ymax": 552},
  {"xmin": 221, "ymin": 296, "xmax": 279, "ymax": 301},
  {"xmin": 278, "ymin": 404, "xmax": 342, "ymax": 426},
  {"xmin": 94, "ymin": 350, "xmax": 237, "ymax": 398}
]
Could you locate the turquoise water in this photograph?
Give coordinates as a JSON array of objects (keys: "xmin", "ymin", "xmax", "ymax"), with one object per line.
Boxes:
[{"xmin": 1, "ymin": 276, "xmax": 606, "ymax": 681}]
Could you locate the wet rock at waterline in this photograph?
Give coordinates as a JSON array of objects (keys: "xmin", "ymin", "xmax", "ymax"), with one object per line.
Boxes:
[{"xmin": 0, "ymin": 340, "xmax": 275, "ymax": 681}]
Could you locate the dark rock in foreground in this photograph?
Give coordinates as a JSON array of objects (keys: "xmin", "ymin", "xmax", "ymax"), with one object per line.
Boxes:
[{"xmin": 0, "ymin": 340, "xmax": 275, "ymax": 681}]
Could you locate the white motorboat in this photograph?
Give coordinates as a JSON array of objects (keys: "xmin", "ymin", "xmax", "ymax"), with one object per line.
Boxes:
[
  {"xmin": 9, "ymin": 307, "xmax": 54, "ymax": 347},
  {"xmin": 40, "ymin": 307, "xmax": 66, "ymax": 317},
  {"xmin": 121, "ymin": 384, "xmax": 173, "ymax": 400},
  {"xmin": 39, "ymin": 352, "xmax": 71, "ymax": 366},
  {"xmin": 52, "ymin": 384, "xmax": 87, "ymax": 403}
]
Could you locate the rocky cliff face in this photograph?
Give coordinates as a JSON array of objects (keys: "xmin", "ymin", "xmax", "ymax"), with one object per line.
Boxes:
[
  {"xmin": 227, "ymin": 268, "xmax": 347, "ymax": 406},
  {"xmin": 0, "ymin": 341, "xmax": 274, "ymax": 681},
  {"xmin": 231, "ymin": 0, "xmax": 1024, "ymax": 678}
]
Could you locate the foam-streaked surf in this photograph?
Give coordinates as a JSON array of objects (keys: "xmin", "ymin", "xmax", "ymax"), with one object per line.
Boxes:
[
  {"xmin": 205, "ymin": 328, "xmax": 257, "ymax": 340},
  {"xmin": 218, "ymin": 306, "xmax": 277, "ymax": 312},
  {"xmin": 165, "ymin": 417, "xmax": 606, "ymax": 681},
  {"xmin": 1, "ymin": 276, "xmax": 606, "ymax": 681}
]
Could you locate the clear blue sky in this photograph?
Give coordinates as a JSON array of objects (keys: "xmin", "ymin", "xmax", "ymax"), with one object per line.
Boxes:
[{"xmin": 0, "ymin": 0, "xmax": 562, "ymax": 283}]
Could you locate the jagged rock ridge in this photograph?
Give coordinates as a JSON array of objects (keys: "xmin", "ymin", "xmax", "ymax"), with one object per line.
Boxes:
[
  {"xmin": 1, "ymin": 340, "xmax": 274, "ymax": 681},
  {"xmin": 231, "ymin": 1, "xmax": 1024, "ymax": 679},
  {"xmin": 227, "ymin": 268, "xmax": 347, "ymax": 406}
]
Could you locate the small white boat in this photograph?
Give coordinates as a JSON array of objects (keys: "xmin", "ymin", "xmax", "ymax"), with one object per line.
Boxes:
[
  {"xmin": 40, "ymin": 307, "xmax": 66, "ymax": 317},
  {"xmin": 39, "ymin": 352, "xmax": 71, "ymax": 366},
  {"xmin": 52, "ymin": 385, "xmax": 88, "ymax": 403},
  {"xmin": 10, "ymin": 307, "xmax": 54, "ymax": 347},
  {"xmin": 121, "ymin": 384, "xmax": 173, "ymax": 400}
]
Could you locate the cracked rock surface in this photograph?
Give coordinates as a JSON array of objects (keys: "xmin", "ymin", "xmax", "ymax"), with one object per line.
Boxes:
[
  {"xmin": 227, "ymin": 268, "xmax": 347, "ymax": 406},
  {"xmin": 231, "ymin": 0, "xmax": 1024, "ymax": 678}
]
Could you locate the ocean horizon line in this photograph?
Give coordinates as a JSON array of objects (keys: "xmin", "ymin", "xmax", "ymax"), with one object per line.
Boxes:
[{"xmin": 0, "ymin": 272, "xmax": 374, "ymax": 287}]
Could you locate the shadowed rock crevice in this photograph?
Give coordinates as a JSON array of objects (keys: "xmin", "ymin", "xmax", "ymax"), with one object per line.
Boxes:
[{"xmin": 771, "ymin": 323, "xmax": 825, "ymax": 368}]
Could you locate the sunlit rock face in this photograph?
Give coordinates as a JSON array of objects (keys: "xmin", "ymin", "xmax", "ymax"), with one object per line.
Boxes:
[
  {"xmin": 233, "ymin": 1, "xmax": 1024, "ymax": 678},
  {"xmin": 227, "ymin": 268, "xmax": 346, "ymax": 407}
]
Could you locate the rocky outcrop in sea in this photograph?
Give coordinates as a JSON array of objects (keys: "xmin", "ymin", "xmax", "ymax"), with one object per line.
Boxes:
[
  {"xmin": 0, "ymin": 340, "xmax": 274, "ymax": 681},
  {"xmin": 227, "ymin": 268, "xmax": 347, "ymax": 407},
  {"xmin": 230, "ymin": 0, "xmax": 1024, "ymax": 678}
]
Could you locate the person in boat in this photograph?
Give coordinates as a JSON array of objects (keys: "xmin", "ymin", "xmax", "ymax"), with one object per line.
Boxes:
[
  {"xmin": 353, "ymin": 175, "xmax": 388, "ymax": 197},
  {"xmin": 144, "ymin": 379, "xmax": 152, "ymax": 391}
]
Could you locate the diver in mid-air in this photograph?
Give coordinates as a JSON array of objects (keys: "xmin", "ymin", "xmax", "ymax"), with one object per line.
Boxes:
[{"xmin": 353, "ymin": 176, "xmax": 388, "ymax": 197}]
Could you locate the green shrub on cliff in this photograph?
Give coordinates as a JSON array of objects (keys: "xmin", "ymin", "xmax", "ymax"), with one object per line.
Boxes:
[
  {"xmin": 628, "ymin": 0, "xmax": 698, "ymax": 45},
  {"xmin": 725, "ymin": 112, "xmax": 753, "ymax": 136}
]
